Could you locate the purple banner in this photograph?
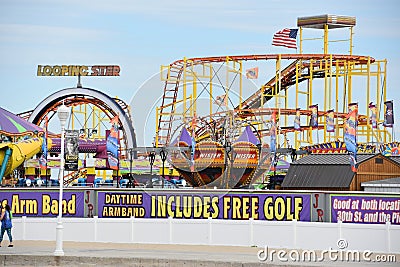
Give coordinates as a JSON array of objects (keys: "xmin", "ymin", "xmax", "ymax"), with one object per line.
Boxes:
[
  {"xmin": 326, "ymin": 109, "xmax": 335, "ymax": 133},
  {"xmin": 331, "ymin": 194, "xmax": 400, "ymax": 224},
  {"xmin": 369, "ymin": 102, "xmax": 377, "ymax": 129},
  {"xmin": 0, "ymin": 191, "xmax": 85, "ymax": 217},
  {"xmin": 97, "ymin": 191, "xmax": 311, "ymax": 221},
  {"xmin": 270, "ymin": 112, "xmax": 277, "ymax": 153},
  {"xmin": 309, "ymin": 104, "xmax": 318, "ymax": 128},
  {"xmin": 294, "ymin": 108, "xmax": 300, "ymax": 131}
]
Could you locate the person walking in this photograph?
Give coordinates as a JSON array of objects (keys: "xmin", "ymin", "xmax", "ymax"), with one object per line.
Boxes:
[{"xmin": 0, "ymin": 204, "xmax": 13, "ymax": 247}]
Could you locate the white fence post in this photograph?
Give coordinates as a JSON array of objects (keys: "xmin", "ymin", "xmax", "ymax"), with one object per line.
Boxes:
[
  {"xmin": 22, "ymin": 216, "xmax": 27, "ymax": 240},
  {"xmin": 249, "ymin": 218, "xmax": 254, "ymax": 247},
  {"xmin": 131, "ymin": 216, "xmax": 135, "ymax": 243},
  {"xmin": 292, "ymin": 219, "xmax": 297, "ymax": 248},
  {"xmin": 93, "ymin": 216, "xmax": 98, "ymax": 242},
  {"xmin": 386, "ymin": 221, "xmax": 391, "ymax": 253},
  {"xmin": 168, "ymin": 216, "xmax": 173, "ymax": 244},
  {"xmin": 338, "ymin": 220, "xmax": 343, "ymax": 241},
  {"xmin": 208, "ymin": 217, "xmax": 212, "ymax": 245}
]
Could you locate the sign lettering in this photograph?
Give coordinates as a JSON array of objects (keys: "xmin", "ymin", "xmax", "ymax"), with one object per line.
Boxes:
[{"xmin": 37, "ymin": 65, "xmax": 120, "ymax": 76}]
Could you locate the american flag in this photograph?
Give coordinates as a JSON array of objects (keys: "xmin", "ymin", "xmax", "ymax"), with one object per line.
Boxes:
[{"xmin": 272, "ymin": 28, "xmax": 298, "ymax": 49}]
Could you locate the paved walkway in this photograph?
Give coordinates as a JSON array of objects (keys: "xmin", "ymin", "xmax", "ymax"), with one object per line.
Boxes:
[{"xmin": 0, "ymin": 240, "xmax": 398, "ymax": 266}]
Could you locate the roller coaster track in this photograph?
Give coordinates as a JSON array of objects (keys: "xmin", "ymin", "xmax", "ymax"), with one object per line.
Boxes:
[
  {"xmin": 158, "ymin": 61, "xmax": 185, "ymax": 146},
  {"xmin": 20, "ymin": 87, "xmax": 137, "ymax": 153},
  {"xmin": 238, "ymin": 59, "xmax": 310, "ymax": 110},
  {"xmin": 19, "ymin": 97, "xmax": 132, "ymax": 125},
  {"xmin": 157, "ymin": 54, "xmax": 374, "ymax": 146},
  {"xmin": 192, "ymin": 107, "xmax": 368, "ymax": 140},
  {"xmin": 114, "ymin": 98, "xmax": 133, "ymax": 123}
]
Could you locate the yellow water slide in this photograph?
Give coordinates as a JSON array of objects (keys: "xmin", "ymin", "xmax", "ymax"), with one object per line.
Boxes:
[{"xmin": 0, "ymin": 137, "xmax": 51, "ymax": 182}]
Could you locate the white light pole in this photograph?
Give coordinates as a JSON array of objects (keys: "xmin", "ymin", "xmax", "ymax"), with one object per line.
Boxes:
[{"xmin": 54, "ymin": 103, "xmax": 70, "ymax": 256}]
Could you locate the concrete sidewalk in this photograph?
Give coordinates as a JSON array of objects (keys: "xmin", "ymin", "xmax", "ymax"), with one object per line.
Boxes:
[{"xmin": 0, "ymin": 240, "xmax": 398, "ymax": 266}]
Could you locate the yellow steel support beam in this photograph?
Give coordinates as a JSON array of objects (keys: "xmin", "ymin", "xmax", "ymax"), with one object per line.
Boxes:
[
  {"xmin": 324, "ymin": 24, "xmax": 329, "ymax": 54},
  {"xmin": 335, "ymin": 59, "xmax": 340, "ymax": 139},
  {"xmin": 277, "ymin": 54, "xmax": 282, "ymax": 146},
  {"xmin": 155, "ymin": 107, "xmax": 159, "ymax": 147},
  {"xmin": 209, "ymin": 63, "xmax": 213, "ymax": 117},
  {"xmin": 239, "ymin": 62, "xmax": 243, "ymax": 109},
  {"xmin": 299, "ymin": 27, "xmax": 303, "ymax": 54},
  {"xmin": 366, "ymin": 57, "xmax": 371, "ymax": 142},
  {"xmin": 349, "ymin": 27, "xmax": 353, "ymax": 55},
  {"xmin": 383, "ymin": 60, "xmax": 388, "ymax": 143},
  {"xmin": 308, "ymin": 59, "xmax": 313, "ymax": 144},
  {"xmin": 183, "ymin": 57, "xmax": 187, "ymax": 123},
  {"xmin": 294, "ymin": 62, "xmax": 299, "ymax": 149},
  {"xmin": 348, "ymin": 61, "xmax": 353, "ymax": 105},
  {"xmin": 323, "ymin": 58, "xmax": 327, "ymax": 143},
  {"xmin": 192, "ymin": 67, "xmax": 197, "ymax": 117}
]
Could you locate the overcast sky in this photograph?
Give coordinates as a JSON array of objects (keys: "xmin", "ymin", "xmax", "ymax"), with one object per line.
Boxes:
[{"xmin": 0, "ymin": 0, "xmax": 399, "ymax": 145}]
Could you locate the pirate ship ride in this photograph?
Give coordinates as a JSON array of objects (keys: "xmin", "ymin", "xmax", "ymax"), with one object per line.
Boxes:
[{"xmin": 168, "ymin": 122, "xmax": 271, "ymax": 189}]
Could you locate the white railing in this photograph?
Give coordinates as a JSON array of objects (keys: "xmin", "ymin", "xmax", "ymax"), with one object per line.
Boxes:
[{"xmin": 13, "ymin": 217, "xmax": 400, "ymax": 253}]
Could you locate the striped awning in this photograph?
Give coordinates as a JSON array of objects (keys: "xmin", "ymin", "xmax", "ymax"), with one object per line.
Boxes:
[{"xmin": 0, "ymin": 106, "xmax": 44, "ymax": 136}]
